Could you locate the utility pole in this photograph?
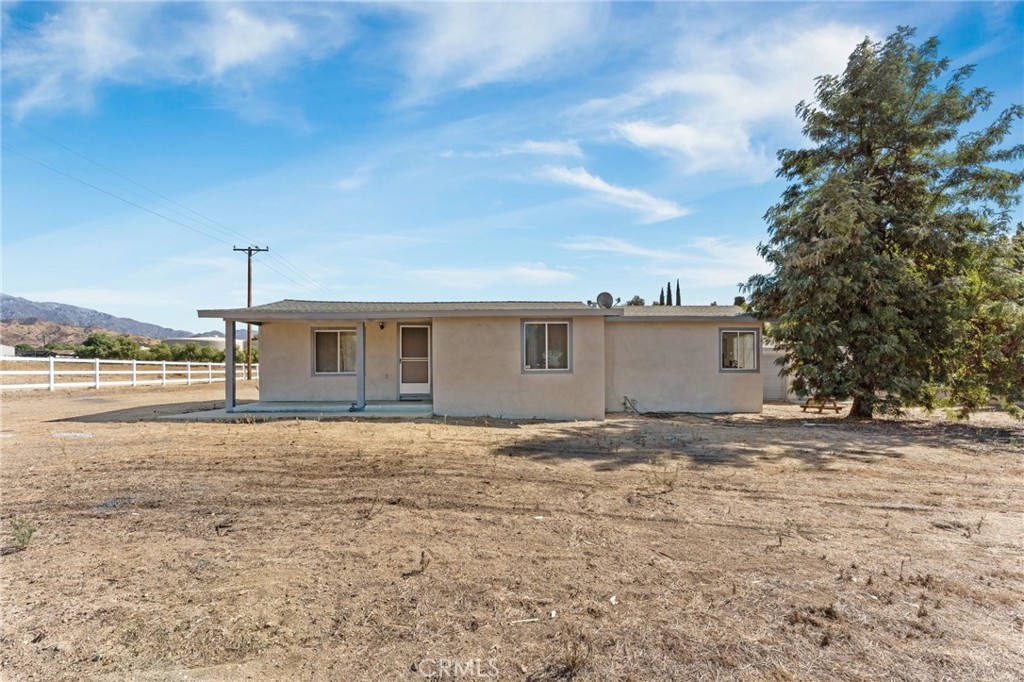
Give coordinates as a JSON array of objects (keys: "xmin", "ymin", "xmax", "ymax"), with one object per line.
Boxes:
[{"xmin": 233, "ymin": 245, "xmax": 269, "ymax": 380}]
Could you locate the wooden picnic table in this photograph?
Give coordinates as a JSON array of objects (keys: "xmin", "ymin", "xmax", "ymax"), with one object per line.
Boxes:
[{"xmin": 800, "ymin": 398, "xmax": 843, "ymax": 413}]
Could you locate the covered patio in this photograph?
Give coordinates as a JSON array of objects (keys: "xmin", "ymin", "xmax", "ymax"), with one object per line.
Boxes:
[
  {"xmin": 161, "ymin": 399, "xmax": 434, "ymax": 422},
  {"xmin": 198, "ymin": 299, "xmax": 614, "ymax": 420},
  {"xmin": 219, "ymin": 318, "xmax": 383, "ymax": 414}
]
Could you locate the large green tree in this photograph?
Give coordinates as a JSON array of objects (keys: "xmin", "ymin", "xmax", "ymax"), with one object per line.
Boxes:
[
  {"xmin": 77, "ymin": 332, "xmax": 141, "ymax": 360},
  {"xmin": 940, "ymin": 225, "xmax": 1024, "ymax": 416},
  {"xmin": 745, "ymin": 27, "xmax": 1023, "ymax": 418}
]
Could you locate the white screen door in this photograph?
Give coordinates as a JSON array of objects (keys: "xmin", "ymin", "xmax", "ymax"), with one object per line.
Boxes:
[{"xmin": 399, "ymin": 325, "xmax": 431, "ymax": 397}]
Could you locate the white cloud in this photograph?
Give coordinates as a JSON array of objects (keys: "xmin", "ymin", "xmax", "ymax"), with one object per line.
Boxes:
[
  {"xmin": 539, "ymin": 166, "xmax": 689, "ymax": 223},
  {"xmin": 441, "ymin": 139, "xmax": 583, "ymax": 159},
  {"xmin": 575, "ymin": 19, "xmax": 873, "ymax": 178},
  {"xmin": 199, "ymin": 5, "xmax": 302, "ymax": 77},
  {"xmin": 563, "ymin": 234, "xmax": 767, "ymax": 291},
  {"xmin": 615, "ymin": 120, "xmax": 771, "ymax": 176},
  {"xmin": 410, "ymin": 263, "xmax": 575, "ymax": 290},
  {"xmin": 561, "ymin": 233, "xmax": 770, "ymax": 284},
  {"xmin": 3, "ymin": 3, "xmax": 352, "ymax": 119},
  {"xmin": 3, "ymin": 3, "xmax": 148, "ymax": 115},
  {"xmin": 566, "ymin": 234, "xmax": 762, "ymax": 265},
  {"xmin": 398, "ymin": 3, "xmax": 605, "ymax": 102},
  {"xmin": 336, "ymin": 166, "xmax": 373, "ymax": 191},
  {"xmin": 563, "ymin": 236, "xmax": 669, "ymax": 260},
  {"xmin": 514, "ymin": 140, "xmax": 583, "ymax": 157}
]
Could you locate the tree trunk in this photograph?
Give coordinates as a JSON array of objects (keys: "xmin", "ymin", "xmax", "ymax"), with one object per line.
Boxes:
[{"xmin": 848, "ymin": 395, "xmax": 874, "ymax": 419}]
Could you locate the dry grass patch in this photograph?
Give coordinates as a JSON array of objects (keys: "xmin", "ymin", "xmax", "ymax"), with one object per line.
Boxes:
[{"xmin": 0, "ymin": 385, "xmax": 1021, "ymax": 680}]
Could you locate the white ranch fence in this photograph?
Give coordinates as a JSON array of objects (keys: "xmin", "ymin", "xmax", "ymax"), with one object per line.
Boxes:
[{"xmin": 0, "ymin": 356, "xmax": 258, "ymax": 391}]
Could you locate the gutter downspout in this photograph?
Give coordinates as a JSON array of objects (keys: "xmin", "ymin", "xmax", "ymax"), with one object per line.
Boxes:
[
  {"xmin": 352, "ymin": 321, "xmax": 366, "ymax": 411},
  {"xmin": 225, "ymin": 320, "xmax": 236, "ymax": 412}
]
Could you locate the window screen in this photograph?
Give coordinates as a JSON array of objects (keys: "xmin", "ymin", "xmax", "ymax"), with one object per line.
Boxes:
[
  {"xmin": 314, "ymin": 330, "xmax": 356, "ymax": 373},
  {"xmin": 524, "ymin": 321, "xmax": 570, "ymax": 371},
  {"xmin": 721, "ymin": 330, "xmax": 757, "ymax": 370}
]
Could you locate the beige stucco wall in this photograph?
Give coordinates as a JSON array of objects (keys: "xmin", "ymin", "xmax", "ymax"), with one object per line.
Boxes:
[
  {"xmin": 257, "ymin": 321, "xmax": 401, "ymax": 402},
  {"xmin": 256, "ymin": 316, "xmax": 760, "ymax": 417},
  {"xmin": 762, "ymin": 348, "xmax": 794, "ymax": 402},
  {"xmin": 604, "ymin": 320, "xmax": 763, "ymax": 413},
  {"xmin": 432, "ymin": 316, "xmax": 606, "ymax": 420}
]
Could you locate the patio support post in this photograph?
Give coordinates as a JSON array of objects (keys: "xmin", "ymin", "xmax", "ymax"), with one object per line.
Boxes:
[
  {"xmin": 225, "ymin": 320, "xmax": 236, "ymax": 412},
  {"xmin": 355, "ymin": 321, "xmax": 366, "ymax": 410}
]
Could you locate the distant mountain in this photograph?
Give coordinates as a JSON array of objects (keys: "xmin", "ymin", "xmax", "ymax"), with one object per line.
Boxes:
[
  {"xmin": 192, "ymin": 329, "xmax": 253, "ymax": 339},
  {"xmin": 0, "ymin": 294, "xmax": 193, "ymax": 339},
  {"xmin": 0, "ymin": 319, "xmax": 161, "ymax": 349}
]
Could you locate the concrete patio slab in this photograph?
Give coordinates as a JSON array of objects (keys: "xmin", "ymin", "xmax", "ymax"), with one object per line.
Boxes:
[{"xmin": 160, "ymin": 400, "xmax": 434, "ymax": 422}]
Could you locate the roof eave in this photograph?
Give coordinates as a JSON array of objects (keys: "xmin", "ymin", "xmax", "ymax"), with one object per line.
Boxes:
[
  {"xmin": 197, "ymin": 307, "xmax": 622, "ymax": 322},
  {"xmin": 608, "ymin": 315, "xmax": 760, "ymax": 323}
]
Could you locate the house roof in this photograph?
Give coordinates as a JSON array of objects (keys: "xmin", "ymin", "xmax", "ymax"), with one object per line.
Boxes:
[
  {"xmin": 198, "ymin": 299, "xmax": 609, "ymax": 322},
  {"xmin": 197, "ymin": 299, "xmax": 758, "ymax": 323},
  {"xmin": 613, "ymin": 305, "xmax": 756, "ymax": 322}
]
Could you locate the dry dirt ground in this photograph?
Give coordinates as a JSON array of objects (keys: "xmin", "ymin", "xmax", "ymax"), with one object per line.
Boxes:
[{"xmin": 1, "ymin": 385, "xmax": 1021, "ymax": 681}]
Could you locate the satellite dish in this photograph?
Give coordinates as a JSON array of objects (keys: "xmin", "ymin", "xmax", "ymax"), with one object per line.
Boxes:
[{"xmin": 596, "ymin": 292, "xmax": 614, "ymax": 309}]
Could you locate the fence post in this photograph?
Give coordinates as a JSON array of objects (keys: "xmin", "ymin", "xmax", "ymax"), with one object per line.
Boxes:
[
  {"xmin": 132, "ymin": 359, "xmax": 137, "ymax": 387},
  {"xmin": 94, "ymin": 358, "xmax": 101, "ymax": 389},
  {"xmin": 162, "ymin": 361, "xmax": 167, "ymax": 386},
  {"xmin": 187, "ymin": 362, "xmax": 192, "ymax": 386},
  {"xmin": 48, "ymin": 356, "xmax": 55, "ymax": 391},
  {"xmin": 208, "ymin": 362, "xmax": 213, "ymax": 384}
]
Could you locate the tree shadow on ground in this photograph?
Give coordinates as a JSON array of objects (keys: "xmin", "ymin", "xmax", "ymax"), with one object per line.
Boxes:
[
  {"xmin": 53, "ymin": 400, "xmax": 253, "ymax": 423},
  {"xmin": 54, "ymin": 403, "xmax": 526, "ymax": 428},
  {"xmin": 490, "ymin": 413, "xmax": 1021, "ymax": 471},
  {"xmin": 430, "ymin": 417, "xmax": 525, "ymax": 430}
]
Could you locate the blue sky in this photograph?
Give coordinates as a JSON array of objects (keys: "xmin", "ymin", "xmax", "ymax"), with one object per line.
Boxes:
[{"xmin": 2, "ymin": 1, "xmax": 1022, "ymax": 333}]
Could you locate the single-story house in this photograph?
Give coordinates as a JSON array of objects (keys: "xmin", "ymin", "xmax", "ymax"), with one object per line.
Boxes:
[
  {"xmin": 197, "ymin": 298, "xmax": 764, "ymax": 420},
  {"xmin": 762, "ymin": 344, "xmax": 800, "ymax": 402}
]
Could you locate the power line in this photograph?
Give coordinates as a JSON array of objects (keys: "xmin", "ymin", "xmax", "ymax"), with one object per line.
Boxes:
[
  {"xmin": 4, "ymin": 117, "xmax": 329, "ymax": 292},
  {"xmin": 4, "ymin": 145, "xmax": 234, "ymax": 246},
  {"xmin": 258, "ymin": 256, "xmax": 319, "ymax": 291},
  {"xmin": 265, "ymin": 250, "xmax": 327, "ymax": 291},
  {"xmin": 234, "ymin": 245, "xmax": 269, "ymax": 381},
  {"xmin": 2, "ymin": 132, "xmax": 327, "ymax": 292},
  {"xmin": 4, "ymin": 114, "xmax": 253, "ymax": 245}
]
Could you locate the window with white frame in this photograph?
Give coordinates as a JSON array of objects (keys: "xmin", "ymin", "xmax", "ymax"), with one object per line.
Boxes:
[
  {"xmin": 523, "ymin": 321, "xmax": 570, "ymax": 371},
  {"xmin": 314, "ymin": 329, "xmax": 356, "ymax": 374},
  {"xmin": 720, "ymin": 330, "xmax": 757, "ymax": 371}
]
